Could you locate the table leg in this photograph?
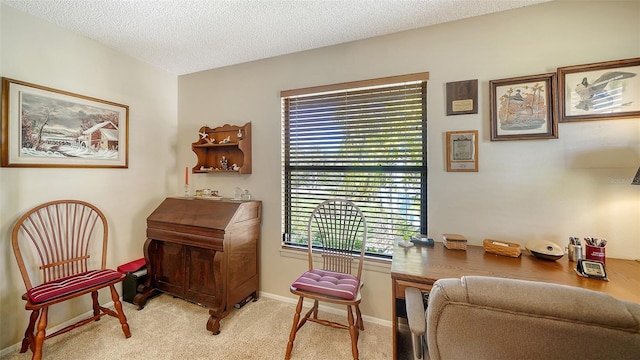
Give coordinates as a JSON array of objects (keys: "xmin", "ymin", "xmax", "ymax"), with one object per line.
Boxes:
[{"xmin": 392, "ymin": 279, "xmax": 398, "ymax": 360}]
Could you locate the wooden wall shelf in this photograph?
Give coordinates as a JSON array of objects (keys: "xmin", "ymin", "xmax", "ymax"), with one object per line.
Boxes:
[{"xmin": 191, "ymin": 122, "xmax": 252, "ymax": 174}]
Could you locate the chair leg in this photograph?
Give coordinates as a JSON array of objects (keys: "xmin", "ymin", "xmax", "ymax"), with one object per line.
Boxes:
[
  {"xmin": 91, "ymin": 291, "xmax": 100, "ymax": 321},
  {"xmin": 109, "ymin": 285, "xmax": 131, "ymax": 338},
  {"xmin": 355, "ymin": 304, "xmax": 364, "ymax": 331},
  {"xmin": 312, "ymin": 299, "xmax": 319, "ymax": 319},
  {"xmin": 347, "ymin": 305, "xmax": 359, "ymax": 360},
  {"xmin": 20, "ymin": 309, "xmax": 39, "ymax": 353},
  {"xmin": 33, "ymin": 306, "xmax": 48, "ymax": 360},
  {"xmin": 285, "ymin": 296, "xmax": 304, "ymax": 360}
]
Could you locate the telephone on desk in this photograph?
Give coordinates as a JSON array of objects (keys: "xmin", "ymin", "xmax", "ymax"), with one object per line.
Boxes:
[{"xmin": 576, "ymin": 259, "xmax": 608, "ymax": 281}]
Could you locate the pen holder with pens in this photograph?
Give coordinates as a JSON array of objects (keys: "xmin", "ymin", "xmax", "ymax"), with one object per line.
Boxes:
[
  {"xmin": 585, "ymin": 244, "xmax": 605, "ymax": 264},
  {"xmin": 567, "ymin": 244, "xmax": 582, "ymax": 262}
]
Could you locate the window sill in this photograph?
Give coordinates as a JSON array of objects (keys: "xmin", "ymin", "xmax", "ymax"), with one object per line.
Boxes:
[{"xmin": 279, "ymin": 245, "xmax": 391, "ymax": 274}]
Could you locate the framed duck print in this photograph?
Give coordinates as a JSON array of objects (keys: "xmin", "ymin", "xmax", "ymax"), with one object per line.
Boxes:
[{"xmin": 558, "ymin": 57, "xmax": 640, "ymax": 122}]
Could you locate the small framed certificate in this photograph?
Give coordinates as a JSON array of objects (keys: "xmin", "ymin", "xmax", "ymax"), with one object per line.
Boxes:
[
  {"xmin": 446, "ymin": 79, "xmax": 478, "ymax": 115},
  {"xmin": 446, "ymin": 130, "xmax": 478, "ymax": 172}
]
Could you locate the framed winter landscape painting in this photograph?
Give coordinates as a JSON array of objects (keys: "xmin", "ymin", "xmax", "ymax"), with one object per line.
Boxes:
[
  {"xmin": 558, "ymin": 57, "xmax": 640, "ymax": 122},
  {"xmin": 1, "ymin": 78, "xmax": 128, "ymax": 168}
]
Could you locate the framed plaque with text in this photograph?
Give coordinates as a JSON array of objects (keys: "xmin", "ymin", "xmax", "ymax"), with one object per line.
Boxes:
[{"xmin": 446, "ymin": 79, "xmax": 478, "ymax": 115}]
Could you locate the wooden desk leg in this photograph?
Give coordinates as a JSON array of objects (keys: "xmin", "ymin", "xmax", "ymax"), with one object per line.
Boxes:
[
  {"xmin": 206, "ymin": 250, "xmax": 226, "ymax": 335},
  {"xmin": 133, "ymin": 238, "xmax": 158, "ymax": 310},
  {"xmin": 391, "ymin": 279, "xmax": 398, "ymax": 360}
]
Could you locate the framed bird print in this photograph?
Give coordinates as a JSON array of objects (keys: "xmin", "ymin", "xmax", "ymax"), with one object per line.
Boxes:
[
  {"xmin": 489, "ymin": 73, "xmax": 558, "ymax": 141},
  {"xmin": 558, "ymin": 58, "xmax": 640, "ymax": 122}
]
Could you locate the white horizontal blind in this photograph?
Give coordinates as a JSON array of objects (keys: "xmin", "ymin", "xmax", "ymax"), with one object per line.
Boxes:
[{"xmin": 282, "ymin": 77, "xmax": 427, "ymax": 257}]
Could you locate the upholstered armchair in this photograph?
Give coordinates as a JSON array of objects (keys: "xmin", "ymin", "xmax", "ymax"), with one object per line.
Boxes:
[{"xmin": 405, "ymin": 276, "xmax": 640, "ymax": 360}]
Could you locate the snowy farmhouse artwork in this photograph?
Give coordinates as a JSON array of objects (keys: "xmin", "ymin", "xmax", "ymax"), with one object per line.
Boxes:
[{"xmin": 20, "ymin": 91, "xmax": 122, "ymax": 160}]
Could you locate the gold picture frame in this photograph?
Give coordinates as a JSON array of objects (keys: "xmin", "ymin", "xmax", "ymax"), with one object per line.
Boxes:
[
  {"xmin": 1, "ymin": 78, "xmax": 129, "ymax": 168},
  {"xmin": 446, "ymin": 130, "xmax": 478, "ymax": 172}
]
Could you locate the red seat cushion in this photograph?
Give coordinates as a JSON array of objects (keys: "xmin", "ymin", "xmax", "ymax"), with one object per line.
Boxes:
[
  {"xmin": 117, "ymin": 258, "xmax": 146, "ymax": 273},
  {"xmin": 291, "ymin": 269, "xmax": 360, "ymax": 300},
  {"xmin": 27, "ymin": 269, "xmax": 123, "ymax": 304}
]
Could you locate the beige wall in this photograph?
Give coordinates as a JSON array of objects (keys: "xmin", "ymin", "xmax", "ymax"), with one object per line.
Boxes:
[
  {"xmin": 1, "ymin": 0, "xmax": 639, "ymax": 354},
  {"xmin": 0, "ymin": 5, "xmax": 178, "ymax": 351},
  {"xmin": 178, "ymin": 0, "xmax": 639, "ymax": 325}
]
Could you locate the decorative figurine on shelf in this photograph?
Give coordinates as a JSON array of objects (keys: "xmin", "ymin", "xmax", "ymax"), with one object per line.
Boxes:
[
  {"xmin": 200, "ymin": 131, "xmax": 215, "ymax": 144},
  {"xmin": 232, "ymin": 164, "xmax": 240, "ymax": 171},
  {"xmin": 199, "ymin": 131, "xmax": 214, "ymax": 144},
  {"xmin": 237, "ymin": 129, "xmax": 243, "ymax": 140},
  {"xmin": 220, "ymin": 135, "xmax": 231, "ymax": 144},
  {"xmin": 221, "ymin": 156, "xmax": 229, "ymax": 170}
]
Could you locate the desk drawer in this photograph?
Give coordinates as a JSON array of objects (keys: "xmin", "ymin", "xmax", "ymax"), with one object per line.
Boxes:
[{"xmin": 395, "ymin": 279, "xmax": 433, "ymax": 299}]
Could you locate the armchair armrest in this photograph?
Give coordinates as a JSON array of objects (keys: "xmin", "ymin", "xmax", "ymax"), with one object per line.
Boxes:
[
  {"xmin": 405, "ymin": 287, "xmax": 427, "ymax": 360},
  {"xmin": 405, "ymin": 287, "xmax": 426, "ymax": 335}
]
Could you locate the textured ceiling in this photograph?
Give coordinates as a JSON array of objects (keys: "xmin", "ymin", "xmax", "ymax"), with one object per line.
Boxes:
[{"xmin": 2, "ymin": 0, "xmax": 550, "ymax": 75}]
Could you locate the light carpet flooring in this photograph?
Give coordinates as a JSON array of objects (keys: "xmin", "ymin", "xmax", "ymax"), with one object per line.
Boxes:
[{"xmin": 1, "ymin": 294, "xmax": 400, "ymax": 360}]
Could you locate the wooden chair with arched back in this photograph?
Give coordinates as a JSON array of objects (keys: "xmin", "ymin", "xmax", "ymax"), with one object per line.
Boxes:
[
  {"xmin": 11, "ymin": 200, "xmax": 131, "ymax": 360},
  {"xmin": 285, "ymin": 198, "xmax": 367, "ymax": 360}
]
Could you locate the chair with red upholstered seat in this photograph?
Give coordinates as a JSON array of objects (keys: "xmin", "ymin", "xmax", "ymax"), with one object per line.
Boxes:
[
  {"xmin": 11, "ymin": 200, "xmax": 131, "ymax": 360},
  {"xmin": 285, "ymin": 199, "xmax": 367, "ymax": 360}
]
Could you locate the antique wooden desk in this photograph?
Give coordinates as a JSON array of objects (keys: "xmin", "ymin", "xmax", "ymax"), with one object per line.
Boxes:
[
  {"xmin": 135, "ymin": 197, "xmax": 261, "ymax": 335},
  {"xmin": 390, "ymin": 242, "xmax": 640, "ymax": 359}
]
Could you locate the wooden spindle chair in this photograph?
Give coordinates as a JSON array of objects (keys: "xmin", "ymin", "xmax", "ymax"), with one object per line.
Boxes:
[
  {"xmin": 285, "ymin": 199, "xmax": 367, "ymax": 360},
  {"xmin": 11, "ymin": 200, "xmax": 131, "ymax": 360}
]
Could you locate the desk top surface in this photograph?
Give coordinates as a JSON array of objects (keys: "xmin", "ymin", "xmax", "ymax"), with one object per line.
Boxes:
[{"xmin": 391, "ymin": 242, "xmax": 640, "ymax": 303}]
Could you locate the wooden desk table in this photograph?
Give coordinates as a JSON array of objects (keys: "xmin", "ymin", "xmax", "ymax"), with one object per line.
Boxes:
[{"xmin": 390, "ymin": 242, "xmax": 640, "ymax": 359}]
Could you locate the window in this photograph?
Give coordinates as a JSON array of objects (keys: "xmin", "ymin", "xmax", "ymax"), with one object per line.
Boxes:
[{"xmin": 281, "ymin": 73, "xmax": 428, "ymax": 258}]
